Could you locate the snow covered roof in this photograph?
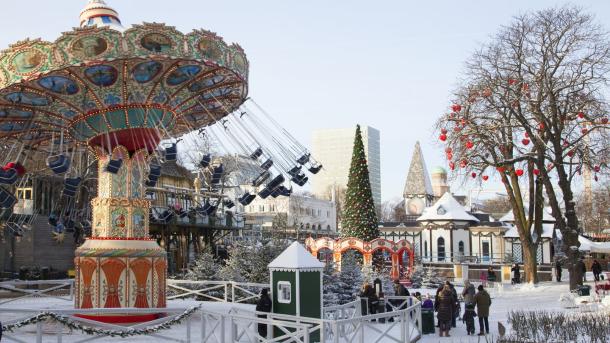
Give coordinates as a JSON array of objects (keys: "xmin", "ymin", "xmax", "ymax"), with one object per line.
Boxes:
[
  {"xmin": 417, "ymin": 192, "xmax": 479, "ymax": 223},
  {"xmin": 268, "ymin": 242, "xmax": 324, "ymax": 271},
  {"xmin": 403, "ymin": 142, "xmax": 433, "ymax": 197},
  {"xmin": 499, "ymin": 207, "xmax": 555, "ymax": 223},
  {"xmin": 504, "ymin": 223, "xmax": 556, "ymax": 239},
  {"xmin": 554, "ymin": 232, "xmax": 610, "ymax": 254}
]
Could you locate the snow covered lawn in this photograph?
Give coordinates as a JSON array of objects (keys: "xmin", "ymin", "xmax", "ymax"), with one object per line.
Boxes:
[{"xmin": 416, "ymin": 279, "xmax": 609, "ymax": 342}]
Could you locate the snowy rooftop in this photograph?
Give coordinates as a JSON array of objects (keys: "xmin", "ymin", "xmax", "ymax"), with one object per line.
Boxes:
[
  {"xmin": 554, "ymin": 231, "xmax": 610, "ymax": 254},
  {"xmin": 268, "ymin": 242, "xmax": 324, "ymax": 270},
  {"xmin": 499, "ymin": 206, "xmax": 556, "ymax": 223},
  {"xmin": 417, "ymin": 192, "xmax": 479, "ymax": 223},
  {"xmin": 504, "ymin": 223, "xmax": 556, "ymax": 239}
]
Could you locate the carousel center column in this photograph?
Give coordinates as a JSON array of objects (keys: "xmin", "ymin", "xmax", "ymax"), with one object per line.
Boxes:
[{"xmin": 74, "ymin": 145, "xmax": 167, "ymax": 310}]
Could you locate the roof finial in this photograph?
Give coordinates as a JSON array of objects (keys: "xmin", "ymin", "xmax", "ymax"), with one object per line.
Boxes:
[{"xmin": 80, "ymin": 0, "xmax": 124, "ymax": 31}]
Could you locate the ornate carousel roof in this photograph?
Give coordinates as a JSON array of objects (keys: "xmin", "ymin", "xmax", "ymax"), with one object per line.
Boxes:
[{"xmin": 0, "ymin": 1, "xmax": 249, "ymax": 151}]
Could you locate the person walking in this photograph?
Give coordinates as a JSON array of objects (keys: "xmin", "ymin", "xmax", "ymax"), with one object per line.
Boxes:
[
  {"xmin": 255, "ymin": 288, "xmax": 272, "ymax": 338},
  {"xmin": 555, "ymin": 260, "xmax": 562, "ymax": 282},
  {"xmin": 359, "ymin": 282, "xmax": 378, "ymax": 315},
  {"xmin": 592, "ymin": 260, "xmax": 602, "ymax": 282},
  {"xmin": 576, "ymin": 258, "xmax": 587, "ymax": 283},
  {"xmin": 435, "ymin": 284, "xmax": 455, "ymax": 337},
  {"xmin": 474, "ymin": 285, "xmax": 492, "ymax": 336},
  {"xmin": 511, "ymin": 263, "xmax": 521, "ymax": 284},
  {"xmin": 487, "ymin": 267, "xmax": 497, "ymax": 283}
]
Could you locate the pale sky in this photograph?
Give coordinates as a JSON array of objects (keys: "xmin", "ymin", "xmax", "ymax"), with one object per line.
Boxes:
[{"xmin": 1, "ymin": 1, "xmax": 608, "ymax": 203}]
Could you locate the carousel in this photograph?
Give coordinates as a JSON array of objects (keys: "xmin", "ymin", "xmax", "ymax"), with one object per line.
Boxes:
[{"xmin": 0, "ymin": 0, "xmax": 321, "ymax": 316}]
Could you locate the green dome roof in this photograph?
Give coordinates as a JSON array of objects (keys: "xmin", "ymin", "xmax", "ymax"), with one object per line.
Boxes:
[{"xmin": 431, "ymin": 166, "xmax": 447, "ymax": 175}]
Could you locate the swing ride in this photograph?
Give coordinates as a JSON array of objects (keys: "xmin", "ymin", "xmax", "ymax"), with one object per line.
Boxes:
[{"xmin": 0, "ymin": 0, "xmax": 321, "ymax": 314}]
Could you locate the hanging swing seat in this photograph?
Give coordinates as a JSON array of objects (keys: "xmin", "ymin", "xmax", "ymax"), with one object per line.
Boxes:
[
  {"xmin": 238, "ymin": 192, "xmax": 256, "ymax": 206},
  {"xmin": 4, "ymin": 162, "xmax": 26, "ymax": 176},
  {"xmin": 5, "ymin": 222, "xmax": 24, "ymax": 237},
  {"xmin": 288, "ymin": 166, "xmax": 302, "ymax": 178},
  {"xmin": 252, "ymin": 170, "xmax": 271, "ymax": 187},
  {"xmin": 48, "ymin": 213, "xmax": 59, "ymax": 227},
  {"xmin": 203, "ymin": 202, "xmax": 218, "ymax": 216},
  {"xmin": 249, "ymin": 147, "xmax": 263, "ymax": 160},
  {"xmin": 308, "ymin": 164, "xmax": 323, "ymax": 174},
  {"xmin": 63, "ymin": 177, "xmax": 82, "ymax": 197},
  {"xmin": 266, "ymin": 174, "xmax": 285, "ymax": 190},
  {"xmin": 46, "ymin": 154, "xmax": 70, "ymax": 174},
  {"xmin": 164, "ymin": 144, "xmax": 178, "ymax": 161},
  {"xmin": 210, "ymin": 164, "xmax": 224, "ymax": 184},
  {"xmin": 0, "ymin": 187, "xmax": 17, "ymax": 209},
  {"xmin": 105, "ymin": 159, "xmax": 123, "ymax": 174},
  {"xmin": 199, "ymin": 154, "xmax": 212, "ymax": 168},
  {"xmin": 292, "ymin": 173, "xmax": 308, "ymax": 187},
  {"xmin": 146, "ymin": 164, "xmax": 161, "ymax": 187},
  {"xmin": 297, "ymin": 153, "xmax": 311, "ymax": 165},
  {"xmin": 0, "ymin": 168, "xmax": 18, "ymax": 185},
  {"xmin": 260, "ymin": 159, "xmax": 273, "ymax": 170},
  {"xmin": 223, "ymin": 199, "xmax": 235, "ymax": 209},
  {"xmin": 258, "ymin": 186, "xmax": 273, "ymax": 199}
]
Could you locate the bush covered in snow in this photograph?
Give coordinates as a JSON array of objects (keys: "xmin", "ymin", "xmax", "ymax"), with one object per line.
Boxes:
[
  {"xmin": 506, "ymin": 310, "xmax": 610, "ymax": 343},
  {"xmin": 323, "ymin": 250, "xmax": 363, "ymax": 306}
]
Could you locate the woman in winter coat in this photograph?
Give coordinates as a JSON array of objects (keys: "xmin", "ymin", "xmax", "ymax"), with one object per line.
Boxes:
[
  {"xmin": 435, "ymin": 285, "xmax": 455, "ymax": 337},
  {"xmin": 255, "ymin": 289, "xmax": 272, "ymax": 338},
  {"xmin": 359, "ymin": 282, "xmax": 378, "ymax": 315}
]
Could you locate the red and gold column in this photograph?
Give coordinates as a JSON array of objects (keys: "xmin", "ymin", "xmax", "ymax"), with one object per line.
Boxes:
[{"xmin": 74, "ymin": 146, "xmax": 167, "ymax": 310}]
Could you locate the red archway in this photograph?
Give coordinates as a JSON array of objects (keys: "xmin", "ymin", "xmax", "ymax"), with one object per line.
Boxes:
[{"xmin": 305, "ymin": 237, "xmax": 415, "ymax": 281}]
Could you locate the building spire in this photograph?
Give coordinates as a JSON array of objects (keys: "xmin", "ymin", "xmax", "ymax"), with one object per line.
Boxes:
[
  {"xmin": 403, "ymin": 141, "xmax": 433, "ymax": 198},
  {"xmin": 79, "ymin": 0, "xmax": 124, "ymax": 31}
]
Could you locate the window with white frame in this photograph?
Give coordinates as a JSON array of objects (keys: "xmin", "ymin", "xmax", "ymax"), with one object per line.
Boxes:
[{"xmin": 277, "ymin": 281, "xmax": 291, "ymax": 304}]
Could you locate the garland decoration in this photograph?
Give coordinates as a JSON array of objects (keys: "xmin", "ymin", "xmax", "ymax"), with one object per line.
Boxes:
[{"xmin": 1, "ymin": 305, "xmax": 200, "ymax": 338}]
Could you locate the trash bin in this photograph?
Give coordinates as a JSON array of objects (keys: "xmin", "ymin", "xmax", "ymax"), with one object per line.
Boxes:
[
  {"xmin": 40, "ymin": 267, "xmax": 50, "ymax": 280},
  {"xmin": 578, "ymin": 285, "xmax": 591, "ymax": 296},
  {"xmin": 18, "ymin": 266, "xmax": 28, "ymax": 280},
  {"xmin": 421, "ymin": 308, "xmax": 435, "ymax": 334}
]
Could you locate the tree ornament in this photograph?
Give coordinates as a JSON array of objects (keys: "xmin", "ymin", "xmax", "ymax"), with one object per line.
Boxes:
[
  {"xmin": 567, "ymin": 150, "xmax": 575, "ymax": 157},
  {"xmin": 581, "ymin": 128, "xmax": 588, "ymax": 134},
  {"xmin": 441, "ymin": 128, "xmax": 448, "ymax": 134},
  {"xmin": 594, "ymin": 165, "xmax": 600, "ymax": 172},
  {"xmin": 538, "ymin": 123, "xmax": 545, "ymax": 130},
  {"xmin": 497, "ymin": 166, "xmax": 506, "ymax": 173},
  {"xmin": 522, "ymin": 138, "xmax": 530, "ymax": 145},
  {"xmin": 533, "ymin": 169, "xmax": 540, "ymax": 176},
  {"xmin": 445, "ymin": 147, "xmax": 453, "ymax": 154},
  {"xmin": 460, "ymin": 159, "xmax": 468, "ymax": 168},
  {"xmin": 439, "ymin": 134, "xmax": 447, "ymax": 142},
  {"xmin": 602, "ymin": 117, "xmax": 608, "ymax": 124},
  {"xmin": 446, "ymin": 152, "xmax": 453, "ymax": 160},
  {"xmin": 466, "ymin": 141, "xmax": 474, "ymax": 149},
  {"xmin": 516, "ymin": 169, "xmax": 524, "ymax": 176},
  {"xmin": 578, "ymin": 112, "xmax": 585, "ymax": 119},
  {"xmin": 482, "ymin": 175, "xmax": 489, "ymax": 181},
  {"xmin": 452, "ymin": 104, "xmax": 462, "ymax": 112},
  {"xmin": 508, "ymin": 78, "xmax": 517, "ymax": 85},
  {"xmin": 449, "ymin": 161, "xmax": 455, "ymax": 170},
  {"xmin": 453, "ymin": 126, "xmax": 461, "ymax": 133},
  {"xmin": 524, "ymin": 132, "xmax": 529, "ymax": 138}
]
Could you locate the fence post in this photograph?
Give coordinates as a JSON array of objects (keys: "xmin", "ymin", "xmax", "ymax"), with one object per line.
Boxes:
[
  {"xmin": 405, "ymin": 309, "xmax": 410, "ymax": 343},
  {"xmin": 186, "ymin": 316, "xmax": 191, "ymax": 343},
  {"xmin": 220, "ymin": 314, "xmax": 226, "ymax": 342},
  {"xmin": 332, "ymin": 321, "xmax": 340, "ymax": 343},
  {"xmin": 416, "ymin": 305, "xmax": 422, "ymax": 337},
  {"xmin": 36, "ymin": 320, "xmax": 43, "ymax": 343},
  {"xmin": 303, "ymin": 325, "xmax": 310, "ymax": 343},
  {"xmin": 400, "ymin": 311, "xmax": 406, "ymax": 343},
  {"xmin": 200, "ymin": 310, "xmax": 206, "ymax": 342},
  {"xmin": 57, "ymin": 321, "xmax": 63, "ymax": 343},
  {"xmin": 224, "ymin": 282, "xmax": 228, "ymax": 302},
  {"xmin": 359, "ymin": 319, "xmax": 365, "ymax": 343},
  {"xmin": 231, "ymin": 282, "xmax": 236, "ymax": 303}
]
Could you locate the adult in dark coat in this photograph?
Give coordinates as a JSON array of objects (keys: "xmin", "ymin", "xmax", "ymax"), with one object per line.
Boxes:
[
  {"xmin": 447, "ymin": 282, "xmax": 459, "ymax": 328},
  {"xmin": 474, "ymin": 285, "xmax": 492, "ymax": 335},
  {"xmin": 592, "ymin": 260, "xmax": 602, "ymax": 282},
  {"xmin": 487, "ymin": 267, "xmax": 497, "ymax": 283},
  {"xmin": 576, "ymin": 258, "xmax": 587, "ymax": 283},
  {"xmin": 511, "ymin": 263, "xmax": 521, "ymax": 284},
  {"xmin": 359, "ymin": 282, "xmax": 378, "ymax": 315},
  {"xmin": 392, "ymin": 279, "xmax": 409, "ymax": 310},
  {"xmin": 255, "ymin": 289, "xmax": 272, "ymax": 338},
  {"xmin": 435, "ymin": 285, "xmax": 454, "ymax": 337},
  {"xmin": 555, "ymin": 260, "xmax": 562, "ymax": 282}
]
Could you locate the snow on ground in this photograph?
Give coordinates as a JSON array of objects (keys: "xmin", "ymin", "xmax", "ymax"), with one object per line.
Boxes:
[
  {"xmin": 417, "ymin": 277, "xmax": 608, "ymax": 343},
  {"xmin": 0, "ymin": 278, "xmax": 608, "ymax": 342}
]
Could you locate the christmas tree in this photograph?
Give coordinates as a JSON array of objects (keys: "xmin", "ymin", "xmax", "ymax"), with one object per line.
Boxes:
[
  {"xmin": 185, "ymin": 247, "xmax": 220, "ymax": 281},
  {"xmin": 341, "ymin": 125, "xmax": 380, "ymax": 240}
]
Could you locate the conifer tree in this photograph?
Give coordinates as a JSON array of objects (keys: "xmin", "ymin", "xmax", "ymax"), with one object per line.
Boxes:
[{"xmin": 341, "ymin": 125, "xmax": 379, "ymax": 240}]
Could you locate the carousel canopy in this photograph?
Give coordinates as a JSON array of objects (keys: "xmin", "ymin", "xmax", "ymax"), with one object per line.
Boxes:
[{"xmin": 0, "ymin": 1, "xmax": 248, "ymax": 152}]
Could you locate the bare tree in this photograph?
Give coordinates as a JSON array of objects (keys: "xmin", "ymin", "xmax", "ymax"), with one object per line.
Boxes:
[
  {"xmin": 438, "ymin": 7, "xmax": 610, "ymax": 288},
  {"xmin": 481, "ymin": 196, "xmax": 513, "ymax": 219},
  {"xmin": 576, "ymin": 181, "xmax": 610, "ymax": 234}
]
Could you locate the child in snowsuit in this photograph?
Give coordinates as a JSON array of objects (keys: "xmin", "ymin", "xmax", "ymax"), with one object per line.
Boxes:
[{"xmin": 463, "ymin": 303, "xmax": 477, "ymax": 335}]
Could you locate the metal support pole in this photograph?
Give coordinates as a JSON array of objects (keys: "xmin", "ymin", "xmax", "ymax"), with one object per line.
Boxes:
[
  {"xmin": 186, "ymin": 316, "xmax": 191, "ymax": 342},
  {"xmin": 36, "ymin": 320, "xmax": 43, "ymax": 343},
  {"xmin": 400, "ymin": 312, "xmax": 406, "ymax": 342}
]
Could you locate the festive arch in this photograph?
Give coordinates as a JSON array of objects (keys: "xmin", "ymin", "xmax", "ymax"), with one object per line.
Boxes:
[{"xmin": 305, "ymin": 237, "xmax": 415, "ymax": 280}]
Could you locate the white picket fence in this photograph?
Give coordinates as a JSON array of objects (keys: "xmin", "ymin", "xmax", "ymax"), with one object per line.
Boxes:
[{"xmin": 0, "ymin": 279, "xmax": 422, "ymax": 343}]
